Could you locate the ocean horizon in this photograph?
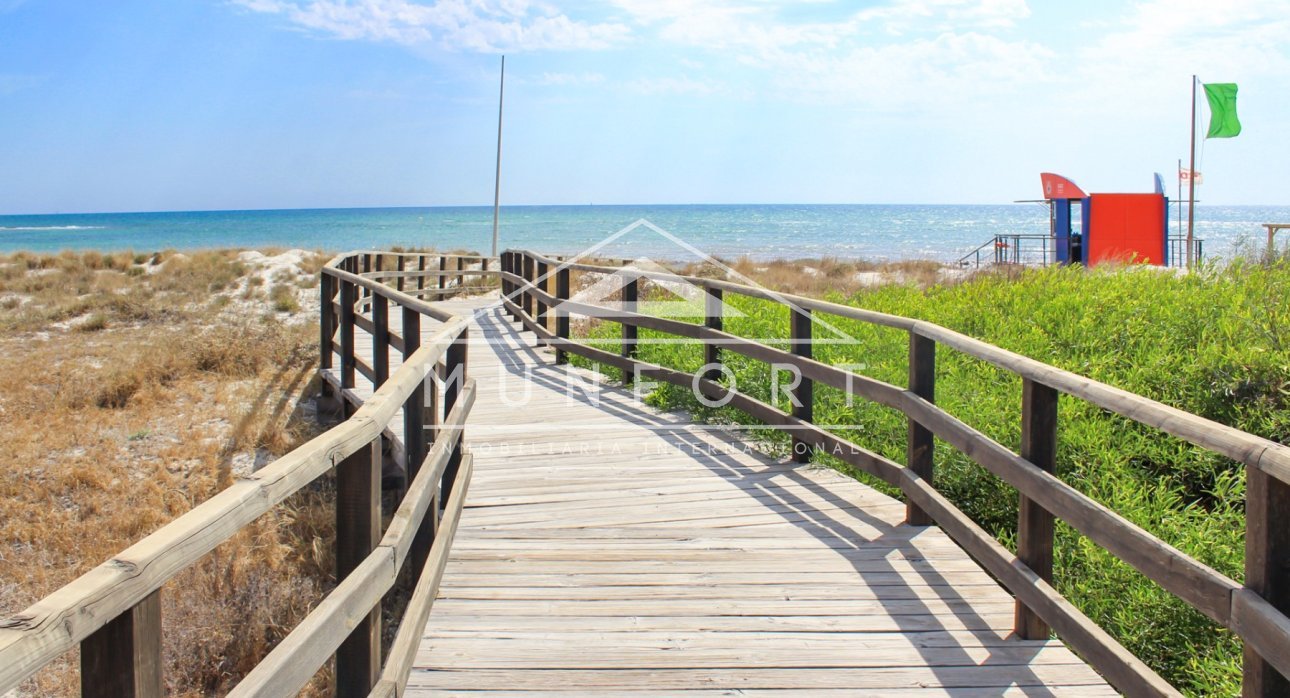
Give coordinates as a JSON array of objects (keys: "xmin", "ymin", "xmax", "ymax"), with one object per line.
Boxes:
[{"xmin": 1, "ymin": 203, "xmax": 1285, "ymax": 263}]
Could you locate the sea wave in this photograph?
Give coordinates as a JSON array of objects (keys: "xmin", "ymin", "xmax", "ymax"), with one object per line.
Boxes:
[{"xmin": 0, "ymin": 225, "xmax": 106, "ymax": 231}]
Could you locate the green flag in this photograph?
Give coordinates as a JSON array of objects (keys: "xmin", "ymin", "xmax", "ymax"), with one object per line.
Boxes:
[{"xmin": 1203, "ymin": 82, "xmax": 1241, "ymax": 138}]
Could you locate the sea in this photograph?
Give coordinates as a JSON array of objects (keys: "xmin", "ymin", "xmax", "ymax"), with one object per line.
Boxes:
[{"xmin": 0, "ymin": 204, "xmax": 1285, "ymax": 263}]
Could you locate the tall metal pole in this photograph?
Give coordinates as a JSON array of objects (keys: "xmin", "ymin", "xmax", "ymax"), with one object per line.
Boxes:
[
  {"xmin": 491, "ymin": 55, "xmax": 506, "ymax": 258},
  {"xmin": 1186, "ymin": 75, "xmax": 1197, "ymax": 269}
]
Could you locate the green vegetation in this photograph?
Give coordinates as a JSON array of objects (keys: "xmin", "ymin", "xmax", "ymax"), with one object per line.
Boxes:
[
  {"xmin": 270, "ymin": 283, "xmax": 301, "ymax": 312},
  {"xmin": 571, "ymin": 260, "xmax": 1290, "ymax": 695}
]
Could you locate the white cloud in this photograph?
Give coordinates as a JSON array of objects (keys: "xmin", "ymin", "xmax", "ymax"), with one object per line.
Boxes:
[
  {"xmin": 749, "ymin": 31, "xmax": 1052, "ymax": 109},
  {"xmin": 1079, "ymin": 0, "xmax": 1290, "ymax": 84},
  {"xmin": 856, "ymin": 0, "xmax": 1031, "ymax": 34},
  {"xmin": 1059, "ymin": 0, "xmax": 1290, "ymax": 121},
  {"xmin": 232, "ymin": 0, "xmax": 631, "ymax": 52},
  {"xmin": 604, "ymin": 0, "xmax": 1045, "ymax": 109}
]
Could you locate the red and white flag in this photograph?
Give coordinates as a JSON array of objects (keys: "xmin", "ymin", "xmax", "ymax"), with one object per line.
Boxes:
[{"xmin": 1179, "ymin": 168, "xmax": 1203, "ymax": 185}]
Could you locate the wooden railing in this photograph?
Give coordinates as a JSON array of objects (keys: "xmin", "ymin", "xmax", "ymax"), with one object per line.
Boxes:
[
  {"xmin": 501, "ymin": 248, "xmax": 1290, "ymax": 698},
  {"xmin": 0, "ymin": 251, "xmax": 494, "ymax": 697}
]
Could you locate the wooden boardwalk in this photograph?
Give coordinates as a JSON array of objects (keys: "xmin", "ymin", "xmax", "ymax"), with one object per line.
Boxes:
[{"xmin": 326, "ymin": 296, "xmax": 1112, "ymax": 696}]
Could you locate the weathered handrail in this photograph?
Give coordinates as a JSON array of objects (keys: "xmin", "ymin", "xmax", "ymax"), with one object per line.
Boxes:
[
  {"xmin": 501, "ymin": 248, "xmax": 1290, "ymax": 697},
  {"xmin": 0, "ymin": 250, "xmax": 491, "ymax": 698}
]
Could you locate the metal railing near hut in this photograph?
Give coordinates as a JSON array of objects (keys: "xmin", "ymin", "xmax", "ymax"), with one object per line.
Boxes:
[{"xmin": 957, "ymin": 234, "xmax": 1203, "ymax": 269}]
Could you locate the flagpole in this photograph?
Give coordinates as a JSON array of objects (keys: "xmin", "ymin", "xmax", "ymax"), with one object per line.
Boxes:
[
  {"xmin": 1186, "ymin": 75, "xmax": 1197, "ymax": 269},
  {"xmin": 491, "ymin": 55, "xmax": 506, "ymax": 258}
]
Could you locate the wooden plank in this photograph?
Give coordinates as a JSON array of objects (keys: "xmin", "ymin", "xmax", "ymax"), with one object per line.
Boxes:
[
  {"xmin": 522, "ymin": 255, "xmax": 534, "ymax": 318},
  {"xmin": 1243, "ymin": 465, "xmax": 1290, "ymax": 695},
  {"xmin": 336, "ymin": 438, "xmax": 381, "ymax": 696},
  {"xmin": 1016, "ymin": 378, "xmax": 1058, "ymax": 640},
  {"xmin": 428, "ymin": 597, "xmax": 1021, "ymax": 618},
  {"xmin": 434, "ymin": 584, "xmax": 1006, "ymax": 602},
  {"xmin": 703, "ymin": 287, "xmax": 722, "ymax": 380},
  {"xmin": 789, "ymin": 304, "xmax": 813, "ymax": 463},
  {"xmin": 555, "ymin": 265, "xmax": 570, "ymax": 365},
  {"xmin": 412, "ymin": 613, "xmax": 1014, "ymax": 634},
  {"xmin": 421, "ymin": 629, "xmax": 1057, "ymax": 649},
  {"xmin": 320, "ymin": 273, "xmax": 335, "ymax": 371},
  {"xmin": 406, "ymin": 666, "xmax": 1110, "ymax": 692},
  {"xmin": 340, "ymin": 279, "xmax": 356, "ymax": 389},
  {"xmin": 443, "ymin": 326, "xmax": 468, "ymax": 502},
  {"xmin": 417, "ymin": 644, "xmax": 1079, "ymax": 670},
  {"xmin": 535, "ymin": 259, "xmax": 548, "ymax": 346},
  {"xmin": 906, "ymin": 331, "xmax": 935, "ymax": 526},
  {"xmin": 1233, "ymin": 588, "xmax": 1290, "ymax": 690},
  {"xmin": 621, "ymin": 275, "xmax": 637, "ymax": 383},
  {"xmin": 416, "ymin": 689, "xmax": 1117, "ymax": 698},
  {"xmin": 372, "ymin": 294, "xmax": 389, "ymax": 387},
  {"xmin": 80, "ymin": 589, "xmax": 161, "ymax": 698}
]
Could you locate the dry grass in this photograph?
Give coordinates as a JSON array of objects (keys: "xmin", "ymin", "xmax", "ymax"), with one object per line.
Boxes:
[
  {"xmin": 558, "ymin": 256, "xmax": 955, "ymax": 311},
  {"xmin": 679, "ymin": 255, "xmax": 951, "ymax": 296},
  {"xmin": 0, "ymin": 249, "xmax": 336, "ymax": 696}
]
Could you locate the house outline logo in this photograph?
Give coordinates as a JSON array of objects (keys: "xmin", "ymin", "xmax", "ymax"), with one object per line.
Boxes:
[
  {"xmin": 565, "ymin": 255, "xmax": 745, "ymax": 321},
  {"xmin": 487, "ymin": 218, "xmax": 865, "ymax": 346}
]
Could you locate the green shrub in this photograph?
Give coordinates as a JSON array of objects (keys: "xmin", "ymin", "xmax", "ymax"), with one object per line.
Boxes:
[{"xmin": 269, "ymin": 285, "xmax": 299, "ymax": 313}]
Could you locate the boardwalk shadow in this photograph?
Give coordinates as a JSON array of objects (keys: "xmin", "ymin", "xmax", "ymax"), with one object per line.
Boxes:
[{"xmin": 457, "ymin": 303, "xmax": 1065, "ymax": 695}]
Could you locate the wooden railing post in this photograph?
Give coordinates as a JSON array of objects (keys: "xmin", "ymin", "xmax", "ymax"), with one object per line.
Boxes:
[
  {"xmin": 535, "ymin": 259, "xmax": 549, "ymax": 346},
  {"xmin": 456, "ymin": 256, "xmax": 465, "ymax": 289},
  {"xmin": 555, "ymin": 265, "xmax": 570, "ymax": 365},
  {"xmin": 340, "ymin": 279, "xmax": 357, "ymax": 397},
  {"xmin": 522, "ymin": 254, "xmax": 535, "ymax": 320},
  {"xmin": 789, "ymin": 306, "xmax": 813, "ymax": 463},
  {"xmin": 401, "ymin": 307, "xmax": 437, "ymax": 580},
  {"xmin": 442, "ymin": 328, "xmax": 468, "ymax": 505},
  {"xmin": 621, "ymin": 275, "xmax": 638, "ymax": 384},
  {"xmin": 335, "ymin": 437, "xmax": 381, "ymax": 696},
  {"xmin": 417, "ymin": 254, "xmax": 426, "ymax": 292},
  {"xmin": 501, "ymin": 252, "xmax": 512, "ymax": 309},
  {"xmin": 906, "ymin": 331, "xmax": 936, "ymax": 525},
  {"xmin": 704, "ymin": 288, "xmax": 723, "ymax": 381},
  {"xmin": 439, "ymin": 256, "xmax": 447, "ymax": 291},
  {"xmin": 320, "ymin": 273, "xmax": 335, "ymax": 372},
  {"xmin": 396, "ymin": 255, "xmax": 405, "ymax": 292},
  {"xmin": 1244, "ymin": 467, "xmax": 1290, "ymax": 696},
  {"xmin": 510, "ymin": 252, "xmax": 522, "ymax": 321},
  {"xmin": 362, "ymin": 254, "xmax": 372, "ymax": 307},
  {"xmin": 1016, "ymin": 378, "xmax": 1058, "ymax": 639},
  {"xmin": 81, "ymin": 589, "xmax": 162, "ymax": 698},
  {"xmin": 373, "ymin": 293, "xmax": 389, "ymax": 387}
]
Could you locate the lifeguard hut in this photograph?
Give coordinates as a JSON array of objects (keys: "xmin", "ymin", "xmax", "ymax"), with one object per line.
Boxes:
[{"xmin": 1041, "ymin": 172, "xmax": 1169, "ymax": 266}]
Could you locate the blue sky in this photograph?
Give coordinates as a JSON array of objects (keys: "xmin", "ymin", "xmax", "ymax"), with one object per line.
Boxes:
[{"xmin": 1, "ymin": 0, "xmax": 1288, "ymax": 214}]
